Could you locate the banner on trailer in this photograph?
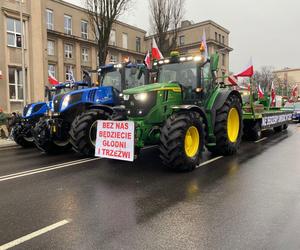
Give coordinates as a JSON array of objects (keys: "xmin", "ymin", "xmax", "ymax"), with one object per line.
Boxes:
[{"xmin": 95, "ymin": 120, "xmax": 135, "ymax": 162}]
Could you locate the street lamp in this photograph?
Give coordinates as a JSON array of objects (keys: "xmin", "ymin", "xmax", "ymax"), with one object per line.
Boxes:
[{"xmin": 17, "ymin": 0, "xmax": 26, "ymax": 108}]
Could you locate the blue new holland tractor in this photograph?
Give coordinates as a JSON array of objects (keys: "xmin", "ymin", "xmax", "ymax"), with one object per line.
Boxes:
[
  {"xmin": 33, "ymin": 63, "xmax": 148, "ymax": 155},
  {"xmin": 12, "ymin": 82, "xmax": 73, "ymax": 147}
]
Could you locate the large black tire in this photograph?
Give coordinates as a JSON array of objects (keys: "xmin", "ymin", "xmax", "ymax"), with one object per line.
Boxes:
[
  {"xmin": 282, "ymin": 123, "xmax": 288, "ymax": 130},
  {"xmin": 207, "ymin": 94, "xmax": 243, "ymax": 155},
  {"xmin": 273, "ymin": 125, "xmax": 283, "ymax": 132},
  {"xmin": 243, "ymin": 121, "xmax": 262, "ymax": 141},
  {"xmin": 12, "ymin": 124, "xmax": 35, "ymax": 148},
  {"xmin": 159, "ymin": 112, "xmax": 205, "ymax": 172},
  {"xmin": 70, "ymin": 109, "xmax": 110, "ymax": 156},
  {"xmin": 33, "ymin": 119, "xmax": 71, "ymax": 154}
]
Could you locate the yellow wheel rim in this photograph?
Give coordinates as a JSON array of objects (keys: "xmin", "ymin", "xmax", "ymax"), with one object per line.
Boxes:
[
  {"xmin": 184, "ymin": 126, "xmax": 200, "ymax": 158},
  {"xmin": 227, "ymin": 108, "xmax": 240, "ymax": 143}
]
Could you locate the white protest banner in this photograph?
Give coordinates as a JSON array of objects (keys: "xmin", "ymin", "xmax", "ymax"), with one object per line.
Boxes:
[{"xmin": 95, "ymin": 120, "xmax": 135, "ymax": 162}]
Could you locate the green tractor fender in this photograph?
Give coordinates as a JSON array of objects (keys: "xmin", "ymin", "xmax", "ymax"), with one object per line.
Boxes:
[
  {"xmin": 210, "ymin": 89, "xmax": 242, "ymax": 130},
  {"xmin": 171, "ymin": 105, "xmax": 208, "ymax": 132}
]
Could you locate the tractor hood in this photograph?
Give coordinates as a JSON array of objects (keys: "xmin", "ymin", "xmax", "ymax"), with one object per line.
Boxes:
[
  {"xmin": 123, "ymin": 82, "xmax": 181, "ymax": 95},
  {"xmin": 22, "ymin": 102, "xmax": 49, "ymax": 119}
]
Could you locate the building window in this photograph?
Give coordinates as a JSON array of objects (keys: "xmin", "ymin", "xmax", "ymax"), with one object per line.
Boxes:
[
  {"xmin": 136, "ymin": 37, "xmax": 141, "ymax": 52},
  {"xmin": 47, "ymin": 40, "xmax": 55, "ymax": 56},
  {"xmin": 64, "ymin": 15, "xmax": 72, "ymax": 35},
  {"xmin": 222, "ymin": 36, "xmax": 225, "ymax": 44},
  {"xmin": 219, "ymin": 34, "xmax": 221, "ymax": 43},
  {"xmin": 179, "ymin": 35, "xmax": 185, "ymax": 46},
  {"xmin": 110, "ymin": 54, "xmax": 117, "ymax": 63},
  {"xmin": 81, "ymin": 20, "xmax": 88, "ymax": 39},
  {"xmin": 8, "ymin": 67, "xmax": 23, "ymax": 101},
  {"xmin": 215, "ymin": 32, "xmax": 218, "ymax": 41},
  {"xmin": 222, "ymin": 53, "xmax": 225, "ymax": 66},
  {"xmin": 64, "ymin": 44, "xmax": 73, "ymax": 59},
  {"xmin": 46, "ymin": 9, "xmax": 54, "ymax": 30},
  {"xmin": 7, "ymin": 18, "xmax": 22, "ymax": 48},
  {"xmin": 48, "ymin": 64, "xmax": 56, "ymax": 77},
  {"xmin": 122, "ymin": 33, "xmax": 128, "ymax": 49},
  {"xmin": 65, "ymin": 65, "xmax": 74, "ymax": 81},
  {"xmin": 82, "ymin": 48, "xmax": 89, "ymax": 62},
  {"xmin": 110, "ymin": 30, "xmax": 116, "ymax": 46}
]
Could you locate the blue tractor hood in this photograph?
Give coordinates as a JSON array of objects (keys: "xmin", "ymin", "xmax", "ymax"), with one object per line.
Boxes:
[{"xmin": 22, "ymin": 102, "xmax": 49, "ymax": 119}]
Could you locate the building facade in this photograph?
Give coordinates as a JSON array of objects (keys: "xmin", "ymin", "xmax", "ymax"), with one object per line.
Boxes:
[
  {"xmin": 274, "ymin": 68, "xmax": 300, "ymax": 96},
  {"xmin": 0, "ymin": 0, "xmax": 232, "ymax": 113},
  {"xmin": 145, "ymin": 20, "xmax": 232, "ymax": 78}
]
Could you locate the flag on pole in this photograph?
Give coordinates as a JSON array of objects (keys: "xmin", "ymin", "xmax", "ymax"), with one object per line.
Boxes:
[
  {"xmin": 199, "ymin": 29, "xmax": 208, "ymax": 59},
  {"xmin": 235, "ymin": 58, "xmax": 254, "ymax": 77},
  {"xmin": 152, "ymin": 38, "xmax": 164, "ymax": 60},
  {"xmin": 48, "ymin": 71, "xmax": 59, "ymax": 85},
  {"xmin": 271, "ymin": 81, "xmax": 276, "ymax": 106},
  {"xmin": 258, "ymin": 84, "xmax": 264, "ymax": 99},
  {"xmin": 144, "ymin": 50, "xmax": 151, "ymax": 69},
  {"xmin": 292, "ymin": 85, "xmax": 298, "ymax": 98}
]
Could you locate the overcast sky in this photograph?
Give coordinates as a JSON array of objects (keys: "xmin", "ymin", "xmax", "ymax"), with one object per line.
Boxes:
[{"xmin": 69, "ymin": 0, "xmax": 300, "ymax": 72}]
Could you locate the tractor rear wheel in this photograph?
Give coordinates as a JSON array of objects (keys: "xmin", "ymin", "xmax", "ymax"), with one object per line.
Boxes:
[
  {"xmin": 159, "ymin": 112, "xmax": 205, "ymax": 172},
  {"xmin": 12, "ymin": 124, "xmax": 34, "ymax": 148},
  {"xmin": 207, "ymin": 94, "xmax": 243, "ymax": 155},
  {"xmin": 70, "ymin": 109, "xmax": 110, "ymax": 156},
  {"xmin": 33, "ymin": 119, "xmax": 71, "ymax": 154},
  {"xmin": 243, "ymin": 121, "xmax": 262, "ymax": 141}
]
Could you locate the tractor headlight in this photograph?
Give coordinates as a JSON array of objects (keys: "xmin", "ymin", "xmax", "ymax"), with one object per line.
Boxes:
[
  {"xmin": 123, "ymin": 94, "xmax": 130, "ymax": 101},
  {"xmin": 26, "ymin": 106, "xmax": 33, "ymax": 117},
  {"xmin": 134, "ymin": 93, "xmax": 148, "ymax": 101},
  {"xmin": 61, "ymin": 94, "xmax": 71, "ymax": 111}
]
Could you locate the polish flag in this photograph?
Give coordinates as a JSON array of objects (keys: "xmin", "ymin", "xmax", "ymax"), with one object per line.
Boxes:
[
  {"xmin": 144, "ymin": 50, "xmax": 151, "ymax": 69},
  {"xmin": 48, "ymin": 71, "xmax": 59, "ymax": 85},
  {"xmin": 292, "ymin": 85, "xmax": 298, "ymax": 97},
  {"xmin": 258, "ymin": 84, "xmax": 264, "ymax": 99},
  {"xmin": 152, "ymin": 38, "xmax": 164, "ymax": 60},
  {"xmin": 235, "ymin": 58, "xmax": 254, "ymax": 77},
  {"xmin": 271, "ymin": 81, "xmax": 276, "ymax": 106},
  {"xmin": 228, "ymin": 75, "xmax": 238, "ymax": 85}
]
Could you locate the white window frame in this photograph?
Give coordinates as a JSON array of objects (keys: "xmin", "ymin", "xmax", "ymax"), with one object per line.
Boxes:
[
  {"xmin": 110, "ymin": 30, "xmax": 116, "ymax": 46},
  {"xmin": 110, "ymin": 54, "xmax": 117, "ymax": 63},
  {"xmin": 64, "ymin": 15, "xmax": 72, "ymax": 35},
  {"xmin": 81, "ymin": 20, "xmax": 88, "ymax": 39},
  {"xmin": 7, "ymin": 18, "xmax": 22, "ymax": 48},
  {"xmin": 136, "ymin": 36, "xmax": 141, "ymax": 52},
  {"xmin": 64, "ymin": 44, "xmax": 73, "ymax": 59},
  {"xmin": 122, "ymin": 33, "xmax": 128, "ymax": 49},
  {"xmin": 8, "ymin": 67, "xmax": 24, "ymax": 101},
  {"xmin": 82, "ymin": 48, "xmax": 89, "ymax": 62},
  {"xmin": 48, "ymin": 64, "xmax": 56, "ymax": 77},
  {"xmin": 65, "ymin": 65, "xmax": 74, "ymax": 81},
  {"xmin": 47, "ymin": 40, "xmax": 55, "ymax": 56},
  {"xmin": 46, "ymin": 9, "xmax": 54, "ymax": 30},
  {"xmin": 179, "ymin": 35, "xmax": 185, "ymax": 46}
]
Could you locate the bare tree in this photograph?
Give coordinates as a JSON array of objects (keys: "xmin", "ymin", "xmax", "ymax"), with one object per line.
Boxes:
[
  {"xmin": 149, "ymin": 0, "xmax": 185, "ymax": 56},
  {"xmin": 253, "ymin": 66, "xmax": 280, "ymax": 91},
  {"xmin": 85, "ymin": 0, "xmax": 132, "ymax": 67}
]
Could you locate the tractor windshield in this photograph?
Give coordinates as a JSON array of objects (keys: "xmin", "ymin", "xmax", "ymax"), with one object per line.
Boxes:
[
  {"xmin": 158, "ymin": 61, "xmax": 198, "ymax": 89},
  {"xmin": 125, "ymin": 67, "xmax": 145, "ymax": 89},
  {"xmin": 101, "ymin": 70, "xmax": 122, "ymax": 91}
]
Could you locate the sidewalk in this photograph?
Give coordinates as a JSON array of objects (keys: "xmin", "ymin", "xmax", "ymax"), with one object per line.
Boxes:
[{"xmin": 0, "ymin": 138, "xmax": 17, "ymax": 148}]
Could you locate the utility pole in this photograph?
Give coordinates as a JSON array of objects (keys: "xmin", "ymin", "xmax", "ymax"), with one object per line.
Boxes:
[{"xmin": 18, "ymin": 0, "xmax": 26, "ymax": 107}]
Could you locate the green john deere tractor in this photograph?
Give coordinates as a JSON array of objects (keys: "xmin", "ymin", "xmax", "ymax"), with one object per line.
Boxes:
[{"xmin": 115, "ymin": 52, "xmax": 243, "ymax": 171}]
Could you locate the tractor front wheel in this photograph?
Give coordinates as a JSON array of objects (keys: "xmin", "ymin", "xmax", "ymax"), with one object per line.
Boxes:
[
  {"xmin": 207, "ymin": 94, "xmax": 243, "ymax": 155},
  {"xmin": 70, "ymin": 109, "xmax": 110, "ymax": 156},
  {"xmin": 159, "ymin": 112, "xmax": 205, "ymax": 172},
  {"xmin": 12, "ymin": 124, "xmax": 34, "ymax": 148}
]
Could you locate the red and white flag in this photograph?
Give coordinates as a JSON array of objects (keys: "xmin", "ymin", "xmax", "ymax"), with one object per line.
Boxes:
[
  {"xmin": 228, "ymin": 75, "xmax": 238, "ymax": 85},
  {"xmin": 48, "ymin": 71, "xmax": 59, "ymax": 85},
  {"xmin": 292, "ymin": 85, "xmax": 298, "ymax": 97},
  {"xmin": 235, "ymin": 58, "xmax": 254, "ymax": 77},
  {"xmin": 271, "ymin": 81, "xmax": 276, "ymax": 106},
  {"xmin": 258, "ymin": 84, "xmax": 264, "ymax": 99},
  {"xmin": 152, "ymin": 38, "xmax": 164, "ymax": 60},
  {"xmin": 144, "ymin": 50, "xmax": 151, "ymax": 69}
]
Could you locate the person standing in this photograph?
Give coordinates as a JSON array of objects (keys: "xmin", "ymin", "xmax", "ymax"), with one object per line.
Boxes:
[{"xmin": 0, "ymin": 108, "xmax": 9, "ymax": 138}]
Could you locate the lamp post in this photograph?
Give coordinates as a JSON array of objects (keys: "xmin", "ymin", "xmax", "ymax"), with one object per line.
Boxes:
[{"xmin": 18, "ymin": 0, "xmax": 26, "ymax": 107}]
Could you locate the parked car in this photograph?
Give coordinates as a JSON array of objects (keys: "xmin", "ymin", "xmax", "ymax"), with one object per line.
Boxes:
[{"xmin": 283, "ymin": 102, "xmax": 300, "ymax": 122}]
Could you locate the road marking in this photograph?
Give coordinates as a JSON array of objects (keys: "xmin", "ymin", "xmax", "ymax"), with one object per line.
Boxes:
[
  {"xmin": 0, "ymin": 219, "xmax": 71, "ymax": 250},
  {"xmin": 0, "ymin": 158, "xmax": 100, "ymax": 182},
  {"xmin": 196, "ymin": 156, "xmax": 224, "ymax": 168},
  {"xmin": 254, "ymin": 137, "xmax": 268, "ymax": 143}
]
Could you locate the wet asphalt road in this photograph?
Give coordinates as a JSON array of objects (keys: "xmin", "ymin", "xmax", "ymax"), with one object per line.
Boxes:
[{"xmin": 0, "ymin": 124, "xmax": 300, "ymax": 250}]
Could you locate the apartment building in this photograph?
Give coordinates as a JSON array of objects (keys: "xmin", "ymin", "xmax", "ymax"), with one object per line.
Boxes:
[
  {"xmin": 0, "ymin": 0, "xmax": 232, "ymax": 113},
  {"xmin": 145, "ymin": 20, "xmax": 232, "ymax": 78}
]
